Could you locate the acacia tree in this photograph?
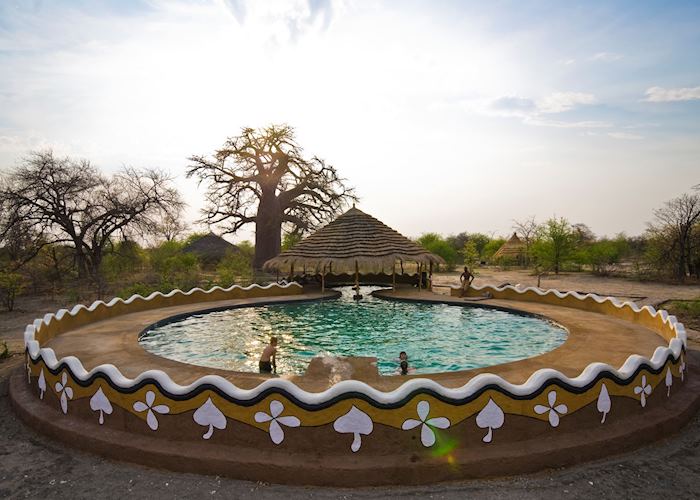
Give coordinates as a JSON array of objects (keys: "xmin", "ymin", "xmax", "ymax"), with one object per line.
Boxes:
[
  {"xmin": 647, "ymin": 192, "xmax": 700, "ymax": 281},
  {"xmin": 0, "ymin": 150, "xmax": 183, "ymax": 296},
  {"xmin": 532, "ymin": 217, "xmax": 575, "ymax": 274},
  {"xmin": 187, "ymin": 125, "xmax": 357, "ymax": 269},
  {"xmin": 512, "ymin": 216, "xmax": 538, "ymax": 266}
]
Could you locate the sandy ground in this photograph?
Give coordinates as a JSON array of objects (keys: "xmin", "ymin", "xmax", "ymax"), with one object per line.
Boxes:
[{"xmin": 1, "ymin": 271, "xmax": 700, "ymax": 498}]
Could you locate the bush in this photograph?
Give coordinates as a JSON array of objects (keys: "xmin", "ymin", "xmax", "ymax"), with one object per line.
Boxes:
[
  {"xmin": 149, "ymin": 240, "xmax": 201, "ymax": 291},
  {"xmin": 216, "ymin": 248, "xmax": 254, "ymax": 286},
  {"xmin": 117, "ymin": 282, "xmax": 160, "ymax": 299},
  {"xmin": 0, "ymin": 341, "xmax": 9, "ymax": 360},
  {"xmin": 0, "ymin": 271, "xmax": 25, "ymax": 311},
  {"xmin": 417, "ymin": 233, "xmax": 459, "ymax": 271}
]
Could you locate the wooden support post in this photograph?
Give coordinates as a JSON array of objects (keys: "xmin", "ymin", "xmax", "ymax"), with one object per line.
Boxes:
[
  {"xmin": 418, "ymin": 263, "xmax": 422, "ymax": 291},
  {"xmin": 355, "ymin": 260, "xmax": 359, "ymax": 290},
  {"xmin": 429, "ymin": 261, "xmax": 433, "ymax": 291},
  {"xmin": 321, "ymin": 265, "xmax": 326, "ymax": 293},
  {"xmin": 290, "ymin": 263, "xmax": 294, "ymax": 282},
  {"xmin": 392, "ymin": 262, "xmax": 396, "ymax": 292},
  {"xmin": 276, "ymin": 269, "xmax": 279, "ymax": 283}
]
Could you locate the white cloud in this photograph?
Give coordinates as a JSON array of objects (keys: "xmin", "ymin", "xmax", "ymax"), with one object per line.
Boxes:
[
  {"xmin": 590, "ymin": 52, "xmax": 623, "ymax": 62},
  {"xmin": 643, "ymin": 86, "xmax": 700, "ymax": 102},
  {"xmin": 537, "ymin": 92, "xmax": 597, "ymax": 113},
  {"xmin": 608, "ymin": 132, "xmax": 643, "ymax": 140},
  {"xmin": 465, "ymin": 91, "xmax": 601, "ymax": 128}
]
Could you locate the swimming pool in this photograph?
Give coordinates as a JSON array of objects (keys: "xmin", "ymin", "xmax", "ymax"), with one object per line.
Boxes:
[{"xmin": 139, "ymin": 286, "xmax": 568, "ymax": 375}]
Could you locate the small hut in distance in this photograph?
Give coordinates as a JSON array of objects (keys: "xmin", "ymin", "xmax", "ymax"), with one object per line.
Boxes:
[
  {"xmin": 492, "ymin": 232, "xmax": 526, "ymax": 265},
  {"xmin": 183, "ymin": 232, "xmax": 240, "ymax": 268}
]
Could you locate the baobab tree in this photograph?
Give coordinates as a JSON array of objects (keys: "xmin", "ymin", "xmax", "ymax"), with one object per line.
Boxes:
[
  {"xmin": 0, "ymin": 150, "xmax": 183, "ymax": 295},
  {"xmin": 187, "ymin": 125, "xmax": 357, "ymax": 269}
]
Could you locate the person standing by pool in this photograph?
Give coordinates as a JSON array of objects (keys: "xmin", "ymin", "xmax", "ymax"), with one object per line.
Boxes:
[
  {"xmin": 259, "ymin": 337, "xmax": 277, "ymax": 373},
  {"xmin": 460, "ymin": 265, "xmax": 475, "ymax": 297}
]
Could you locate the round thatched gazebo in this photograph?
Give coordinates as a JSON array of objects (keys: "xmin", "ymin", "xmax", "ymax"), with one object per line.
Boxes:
[
  {"xmin": 263, "ymin": 207, "xmax": 445, "ymax": 292},
  {"xmin": 492, "ymin": 232, "xmax": 526, "ymax": 264}
]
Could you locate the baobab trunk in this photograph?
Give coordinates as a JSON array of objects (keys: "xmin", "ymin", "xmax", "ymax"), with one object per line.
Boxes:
[{"xmin": 254, "ymin": 187, "xmax": 283, "ymax": 270}]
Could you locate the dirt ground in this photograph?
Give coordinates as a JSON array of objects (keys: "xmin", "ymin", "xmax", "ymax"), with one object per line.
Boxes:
[{"xmin": 1, "ymin": 270, "xmax": 700, "ymax": 498}]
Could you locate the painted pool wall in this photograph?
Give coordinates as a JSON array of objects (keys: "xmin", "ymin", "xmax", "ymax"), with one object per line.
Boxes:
[
  {"xmin": 453, "ymin": 284, "xmax": 682, "ymax": 344},
  {"xmin": 17, "ymin": 282, "xmax": 692, "ymax": 485},
  {"xmin": 29, "ymin": 282, "xmax": 304, "ymax": 345}
]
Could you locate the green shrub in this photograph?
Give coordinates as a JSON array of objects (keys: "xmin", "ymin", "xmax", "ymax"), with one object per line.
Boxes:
[
  {"xmin": 417, "ymin": 233, "xmax": 459, "ymax": 271},
  {"xmin": 216, "ymin": 246, "xmax": 254, "ymax": 286},
  {"xmin": 0, "ymin": 271, "xmax": 25, "ymax": 311},
  {"xmin": 0, "ymin": 341, "xmax": 9, "ymax": 360}
]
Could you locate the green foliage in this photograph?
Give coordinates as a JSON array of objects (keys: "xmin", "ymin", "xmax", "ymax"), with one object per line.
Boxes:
[
  {"xmin": 149, "ymin": 240, "xmax": 201, "ymax": 291},
  {"xmin": 483, "ymin": 238, "xmax": 506, "ymax": 262},
  {"xmin": 581, "ymin": 237, "xmax": 629, "ymax": 275},
  {"xmin": 462, "ymin": 241, "xmax": 480, "ymax": 267},
  {"xmin": 282, "ymin": 233, "xmax": 302, "ymax": 251},
  {"xmin": 532, "ymin": 217, "xmax": 575, "ymax": 274},
  {"xmin": 0, "ymin": 271, "xmax": 25, "ymax": 311},
  {"xmin": 101, "ymin": 240, "xmax": 147, "ymax": 282},
  {"xmin": 468, "ymin": 233, "xmax": 491, "ymax": 261},
  {"xmin": 0, "ymin": 341, "xmax": 9, "ymax": 360},
  {"xmin": 117, "ymin": 282, "xmax": 159, "ymax": 299},
  {"xmin": 417, "ymin": 233, "xmax": 459, "ymax": 271},
  {"xmin": 216, "ymin": 243, "xmax": 254, "ymax": 286}
]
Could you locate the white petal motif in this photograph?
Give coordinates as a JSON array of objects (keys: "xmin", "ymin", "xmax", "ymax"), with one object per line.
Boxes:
[
  {"xmin": 421, "ymin": 423, "xmax": 436, "ymax": 447},
  {"xmin": 554, "ymin": 404, "xmax": 567, "ymax": 415},
  {"xmin": 152, "ymin": 404, "xmax": 170, "ymax": 415},
  {"xmin": 270, "ymin": 400, "xmax": 284, "ymax": 418},
  {"xmin": 146, "ymin": 409, "xmax": 159, "ymax": 431},
  {"xmin": 426, "ymin": 416, "xmax": 450, "ymax": 429},
  {"xmin": 417, "ymin": 400, "xmax": 430, "ymax": 422},
  {"xmin": 534, "ymin": 404, "xmax": 549, "ymax": 415},
  {"xmin": 548, "ymin": 410, "xmax": 560, "ymax": 427},
  {"xmin": 269, "ymin": 419, "xmax": 284, "ymax": 444},
  {"xmin": 133, "ymin": 401, "xmax": 149, "ymax": 413},
  {"xmin": 60, "ymin": 391, "xmax": 68, "ymax": 414},
  {"xmin": 547, "ymin": 390, "xmax": 557, "ymax": 407},
  {"xmin": 254, "ymin": 411, "xmax": 272, "ymax": 423},
  {"xmin": 145, "ymin": 391, "xmax": 156, "ymax": 407},
  {"xmin": 276, "ymin": 415, "xmax": 301, "ymax": 428},
  {"xmin": 64, "ymin": 386, "xmax": 74, "ymax": 400},
  {"xmin": 401, "ymin": 418, "xmax": 422, "ymax": 430}
]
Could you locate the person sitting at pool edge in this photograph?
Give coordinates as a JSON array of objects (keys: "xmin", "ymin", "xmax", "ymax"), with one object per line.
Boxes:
[
  {"xmin": 460, "ymin": 265, "xmax": 475, "ymax": 297},
  {"xmin": 259, "ymin": 337, "xmax": 277, "ymax": 374}
]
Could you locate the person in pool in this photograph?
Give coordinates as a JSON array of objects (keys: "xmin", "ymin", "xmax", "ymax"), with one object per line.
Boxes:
[
  {"xmin": 259, "ymin": 336, "xmax": 277, "ymax": 373},
  {"xmin": 397, "ymin": 351, "xmax": 414, "ymax": 375}
]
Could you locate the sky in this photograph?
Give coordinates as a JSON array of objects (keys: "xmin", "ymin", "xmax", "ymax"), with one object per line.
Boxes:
[{"xmin": 1, "ymin": 0, "xmax": 699, "ymax": 242}]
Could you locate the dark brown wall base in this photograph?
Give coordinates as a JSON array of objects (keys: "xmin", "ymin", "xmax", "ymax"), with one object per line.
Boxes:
[{"xmin": 10, "ymin": 351, "xmax": 700, "ymax": 487}]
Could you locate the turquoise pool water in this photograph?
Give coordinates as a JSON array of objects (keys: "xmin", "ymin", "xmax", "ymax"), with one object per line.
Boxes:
[{"xmin": 139, "ymin": 287, "xmax": 568, "ymax": 375}]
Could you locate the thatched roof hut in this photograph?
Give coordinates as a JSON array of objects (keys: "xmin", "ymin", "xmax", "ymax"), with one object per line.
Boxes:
[
  {"xmin": 263, "ymin": 207, "xmax": 445, "ymax": 289},
  {"xmin": 183, "ymin": 232, "xmax": 239, "ymax": 267},
  {"xmin": 492, "ymin": 232, "xmax": 526, "ymax": 263}
]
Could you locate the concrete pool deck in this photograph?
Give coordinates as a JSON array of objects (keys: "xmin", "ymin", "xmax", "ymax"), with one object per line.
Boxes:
[{"xmin": 41, "ymin": 287, "xmax": 668, "ymax": 391}]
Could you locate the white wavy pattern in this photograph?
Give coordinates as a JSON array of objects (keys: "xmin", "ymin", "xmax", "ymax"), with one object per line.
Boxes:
[{"xmin": 24, "ymin": 283, "xmax": 687, "ymax": 405}]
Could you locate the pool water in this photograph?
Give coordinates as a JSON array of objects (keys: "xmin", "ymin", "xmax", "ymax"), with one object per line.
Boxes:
[{"xmin": 139, "ymin": 287, "xmax": 568, "ymax": 375}]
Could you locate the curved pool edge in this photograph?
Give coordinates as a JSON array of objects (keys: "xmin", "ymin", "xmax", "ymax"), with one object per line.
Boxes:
[{"xmin": 13, "ymin": 282, "xmax": 695, "ymax": 485}]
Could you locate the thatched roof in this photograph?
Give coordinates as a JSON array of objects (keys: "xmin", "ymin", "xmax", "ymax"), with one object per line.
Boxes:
[
  {"xmin": 183, "ymin": 232, "xmax": 239, "ymax": 265},
  {"xmin": 263, "ymin": 207, "xmax": 445, "ymax": 274},
  {"xmin": 492, "ymin": 232, "xmax": 525, "ymax": 260}
]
